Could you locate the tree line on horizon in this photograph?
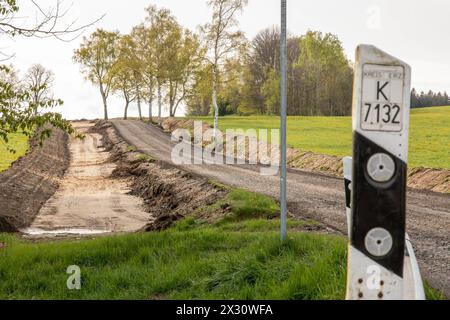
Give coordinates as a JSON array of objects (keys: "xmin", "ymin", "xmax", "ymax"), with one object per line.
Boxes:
[
  {"xmin": 74, "ymin": 0, "xmax": 251, "ymax": 137},
  {"xmin": 73, "ymin": 0, "xmax": 354, "ymax": 130},
  {"xmin": 189, "ymin": 28, "xmax": 354, "ymax": 118},
  {"xmin": 74, "ymin": 1, "xmax": 450, "ymax": 127},
  {"xmin": 411, "ymin": 88, "xmax": 450, "ymax": 109}
]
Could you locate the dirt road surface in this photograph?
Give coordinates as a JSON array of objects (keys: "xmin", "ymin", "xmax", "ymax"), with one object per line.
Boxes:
[
  {"xmin": 21, "ymin": 122, "xmax": 149, "ymax": 236},
  {"xmin": 111, "ymin": 119, "xmax": 450, "ymax": 297}
]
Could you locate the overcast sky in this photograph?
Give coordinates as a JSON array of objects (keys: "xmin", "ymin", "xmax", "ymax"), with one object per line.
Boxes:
[{"xmin": 5, "ymin": 0, "xmax": 450, "ymax": 119}]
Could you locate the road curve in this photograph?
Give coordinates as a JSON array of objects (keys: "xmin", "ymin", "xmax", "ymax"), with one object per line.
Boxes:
[{"xmin": 111, "ymin": 119, "xmax": 450, "ymax": 297}]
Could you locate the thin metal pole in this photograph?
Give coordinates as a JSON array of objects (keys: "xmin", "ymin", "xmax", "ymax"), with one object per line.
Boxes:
[{"xmin": 280, "ymin": 0, "xmax": 287, "ymax": 241}]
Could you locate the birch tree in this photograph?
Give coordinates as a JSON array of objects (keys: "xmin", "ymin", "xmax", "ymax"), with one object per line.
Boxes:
[
  {"xmin": 203, "ymin": 0, "xmax": 248, "ymax": 137},
  {"xmin": 144, "ymin": 6, "xmax": 178, "ymax": 123},
  {"xmin": 111, "ymin": 35, "xmax": 140, "ymax": 120},
  {"xmin": 166, "ymin": 30, "xmax": 204, "ymax": 117},
  {"xmin": 131, "ymin": 25, "xmax": 155, "ymax": 120}
]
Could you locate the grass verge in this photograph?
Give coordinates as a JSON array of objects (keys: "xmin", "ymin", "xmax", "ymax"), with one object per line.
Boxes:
[
  {"xmin": 0, "ymin": 221, "xmax": 347, "ymax": 300},
  {"xmin": 0, "ymin": 189, "xmax": 444, "ymax": 300}
]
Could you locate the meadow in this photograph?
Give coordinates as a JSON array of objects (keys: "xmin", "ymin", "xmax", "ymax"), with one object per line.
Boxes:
[
  {"xmin": 190, "ymin": 106, "xmax": 450, "ymax": 169},
  {"xmin": 0, "ymin": 107, "xmax": 448, "ymax": 173},
  {"xmin": 0, "ymin": 133, "xmax": 28, "ymax": 172}
]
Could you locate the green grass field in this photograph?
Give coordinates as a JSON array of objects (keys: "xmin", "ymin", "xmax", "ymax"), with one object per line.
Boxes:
[
  {"xmin": 0, "ymin": 221, "xmax": 348, "ymax": 300},
  {"xmin": 0, "ymin": 189, "xmax": 348, "ymax": 300},
  {"xmin": 0, "ymin": 133, "xmax": 29, "ymax": 172},
  {"xmin": 0, "ymin": 189, "xmax": 444, "ymax": 300},
  {"xmin": 190, "ymin": 106, "xmax": 450, "ymax": 169}
]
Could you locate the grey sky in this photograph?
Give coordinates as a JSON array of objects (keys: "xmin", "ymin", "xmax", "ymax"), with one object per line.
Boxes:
[{"xmin": 6, "ymin": 0, "xmax": 450, "ymax": 119}]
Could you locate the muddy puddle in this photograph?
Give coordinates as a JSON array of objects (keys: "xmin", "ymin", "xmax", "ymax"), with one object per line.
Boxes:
[{"xmin": 20, "ymin": 228, "xmax": 109, "ymax": 236}]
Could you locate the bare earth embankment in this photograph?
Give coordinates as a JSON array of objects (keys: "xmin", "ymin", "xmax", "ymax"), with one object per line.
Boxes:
[
  {"xmin": 0, "ymin": 121, "xmax": 231, "ymax": 236},
  {"xmin": 0, "ymin": 128, "xmax": 70, "ymax": 232},
  {"xmin": 95, "ymin": 121, "xmax": 229, "ymax": 231},
  {"xmin": 160, "ymin": 118, "xmax": 450, "ymax": 193}
]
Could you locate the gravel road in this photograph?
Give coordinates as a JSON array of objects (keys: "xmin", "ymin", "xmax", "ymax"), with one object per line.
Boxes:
[{"xmin": 111, "ymin": 119, "xmax": 450, "ymax": 297}]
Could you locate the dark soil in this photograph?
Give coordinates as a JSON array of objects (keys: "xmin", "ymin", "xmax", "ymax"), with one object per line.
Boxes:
[{"xmin": 0, "ymin": 128, "xmax": 70, "ymax": 232}]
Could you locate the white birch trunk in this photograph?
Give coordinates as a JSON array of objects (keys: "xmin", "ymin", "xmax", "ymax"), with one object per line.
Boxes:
[
  {"xmin": 157, "ymin": 80, "xmax": 162, "ymax": 124},
  {"xmin": 212, "ymin": 69, "xmax": 219, "ymax": 140}
]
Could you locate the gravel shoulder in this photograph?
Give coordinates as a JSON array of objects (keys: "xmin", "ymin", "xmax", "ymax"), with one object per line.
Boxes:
[{"xmin": 111, "ymin": 119, "xmax": 450, "ymax": 297}]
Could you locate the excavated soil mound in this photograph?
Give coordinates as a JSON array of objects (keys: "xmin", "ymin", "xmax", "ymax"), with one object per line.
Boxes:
[
  {"xmin": 288, "ymin": 151, "xmax": 344, "ymax": 177},
  {"xmin": 93, "ymin": 121, "xmax": 227, "ymax": 231},
  {"xmin": 129, "ymin": 165, "xmax": 225, "ymax": 231},
  {"xmin": 0, "ymin": 128, "xmax": 70, "ymax": 232},
  {"xmin": 160, "ymin": 118, "xmax": 211, "ymax": 134},
  {"xmin": 408, "ymin": 167, "xmax": 450, "ymax": 193},
  {"xmin": 159, "ymin": 117, "xmax": 450, "ymax": 194}
]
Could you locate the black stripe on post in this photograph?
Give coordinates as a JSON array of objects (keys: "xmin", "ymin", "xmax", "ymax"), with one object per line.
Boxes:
[
  {"xmin": 351, "ymin": 132, "xmax": 407, "ymax": 277},
  {"xmin": 345, "ymin": 179, "xmax": 352, "ymax": 209}
]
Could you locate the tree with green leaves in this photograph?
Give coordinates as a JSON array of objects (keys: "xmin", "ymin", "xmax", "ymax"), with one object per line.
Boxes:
[
  {"xmin": 296, "ymin": 31, "xmax": 353, "ymax": 116},
  {"xmin": 0, "ymin": 65, "xmax": 75, "ymax": 151},
  {"xmin": 241, "ymin": 27, "xmax": 300, "ymax": 115},
  {"xmin": 144, "ymin": 5, "xmax": 180, "ymax": 122},
  {"xmin": 111, "ymin": 35, "xmax": 142, "ymax": 120},
  {"xmin": 203, "ymin": 0, "xmax": 248, "ymax": 137},
  {"xmin": 166, "ymin": 29, "xmax": 204, "ymax": 117},
  {"xmin": 217, "ymin": 55, "xmax": 246, "ymax": 115},
  {"xmin": 74, "ymin": 29, "xmax": 120, "ymax": 120},
  {"xmin": 186, "ymin": 64, "xmax": 213, "ymax": 116},
  {"xmin": 131, "ymin": 24, "xmax": 159, "ymax": 120},
  {"xmin": 261, "ymin": 69, "xmax": 280, "ymax": 115}
]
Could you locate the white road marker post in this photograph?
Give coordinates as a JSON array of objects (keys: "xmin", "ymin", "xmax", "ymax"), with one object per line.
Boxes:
[
  {"xmin": 280, "ymin": 0, "xmax": 287, "ymax": 241},
  {"xmin": 347, "ymin": 45, "xmax": 412, "ymax": 300}
]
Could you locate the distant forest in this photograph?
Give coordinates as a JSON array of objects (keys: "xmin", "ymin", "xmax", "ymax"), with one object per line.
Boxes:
[
  {"xmin": 187, "ymin": 29, "xmax": 354, "ymax": 117},
  {"xmin": 411, "ymin": 88, "xmax": 449, "ymax": 109}
]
